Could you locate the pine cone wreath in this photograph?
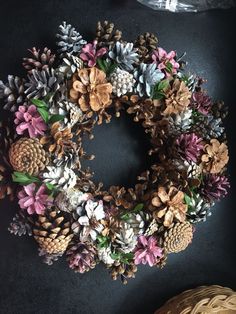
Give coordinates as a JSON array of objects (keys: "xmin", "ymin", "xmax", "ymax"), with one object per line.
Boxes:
[
  {"xmin": 134, "ymin": 32, "xmax": 158, "ymax": 62},
  {"xmin": 33, "ymin": 208, "xmax": 74, "ymax": 254},
  {"xmin": 22, "ymin": 47, "xmax": 55, "ymax": 74},
  {"xmin": 96, "ymin": 20, "xmax": 122, "ymax": 49},
  {"xmin": 56, "ymin": 21, "xmax": 87, "ymax": 56},
  {"xmin": 0, "ymin": 75, "xmax": 25, "ymax": 112},
  {"xmin": 9, "ymin": 137, "xmax": 49, "ymax": 176},
  {"xmin": 163, "ymin": 221, "xmax": 193, "ymax": 253}
]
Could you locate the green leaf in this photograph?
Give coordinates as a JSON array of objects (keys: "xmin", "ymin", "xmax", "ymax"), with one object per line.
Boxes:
[
  {"xmin": 31, "ymin": 98, "xmax": 48, "ymax": 108},
  {"xmin": 151, "ymin": 79, "xmax": 169, "ymax": 100},
  {"xmin": 111, "ymin": 252, "xmax": 134, "ymax": 264},
  {"xmin": 133, "ymin": 203, "xmax": 144, "ymax": 213},
  {"xmin": 120, "ymin": 213, "xmax": 130, "ymax": 221},
  {"xmin": 184, "ymin": 193, "xmax": 192, "ymax": 206},
  {"xmin": 49, "ymin": 114, "xmax": 65, "ymax": 124},
  {"xmin": 97, "ymin": 58, "xmax": 117, "ymax": 76},
  {"xmin": 97, "ymin": 235, "xmax": 109, "ymax": 249},
  {"xmin": 165, "ymin": 61, "xmax": 173, "ymax": 73},
  {"xmin": 45, "ymin": 183, "xmax": 57, "ymax": 191},
  {"xmin": 12, "ymin": 172, "xmax": 40, "ymax": 185},
  {"xmin": 37, "ymin": 107, "xmax": 49, "ymax": 123},
  {"xmin": 157, "ymin": 79, "xmax": 169, "ymax": 91},
  {"xmin": 110, "ymin": 252, "xmax": 120, "ymax": 260},
  {"xmin": 97, "ymin": 58, "xmax": 107, "ymax": 73}
]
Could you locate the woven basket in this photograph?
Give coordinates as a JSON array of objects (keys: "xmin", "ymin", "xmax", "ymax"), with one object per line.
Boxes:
[{"xmin": 155, "ymin": 285, "xmax": 236, "ymax": 314}]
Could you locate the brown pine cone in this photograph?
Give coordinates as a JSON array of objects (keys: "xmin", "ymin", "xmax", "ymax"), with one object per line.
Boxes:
[
  {"xmin": 22, "ymin": 47, "xmax": 55, "ymax": 74},
  {"xmin": 40, "ymin": 122, "xmax": 74, "ymax": 159},
  {"xmin": 96, "ymin": 20, "xmax": 122, "ymax": 48},
  {"xmin": 163, "ymin": 222, "xmax": 193, "ymax": 253},
  {"xmin": 33, "ymin": 209, "xmax": 74, "ymax": 254},
  {"xmin": 9, "ymin": 137, "xmax": 49, "ymax": 176},
  {"xmin": 134, "ymin": 32, "xmax": 158, "ymax": 62},
  {"xmin": 108, "ymin": 261, "xmax": 137, "ymax": 284}
]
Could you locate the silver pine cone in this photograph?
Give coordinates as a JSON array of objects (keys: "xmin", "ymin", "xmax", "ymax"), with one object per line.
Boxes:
[
  {"xmin": 25, "ymin": 69, "xmax": 63, "ymax": 101},
  {"xmin": 109, "ymin": 68, "xmax": 135, "ymax": 96},
  {"xmin": 114, "ymin": 222, "xmax": 137, "ymax": 254},
  {"xmin": 109, "ymin": 42, "xmax": 139, "ymax": 72},
  {"xmin": 187, "ymin": 193, "xmax": 212, "ymax": 223},
  {"xmin": 0, "ymin": 75, "xmax": 25, "ymax": 112},
  {"xmin": 134, "ymin": 63, "xmax": 164, "ymax": 97},
  {"xmin": 56, "ymin": 21, "xmax": 87, "ymax": 56},
  {"xmin": 125, "ymin": 212, "xmax": 147, "ymax": 235},
  {"xmin": 58, "ymin": 53, "xmax": 83, "ymax": 78},
  {"xmin": 168, "ymin": 109, "xmax": 193, "ymax": 134},
  {"xmin": 43, "ymin": 166, "xmax": 77, "ymax": 190}
]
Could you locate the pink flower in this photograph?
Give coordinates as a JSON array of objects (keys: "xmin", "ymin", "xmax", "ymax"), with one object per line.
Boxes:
[
  {"xmin": 134, "ymin": 235, "xmax": 163, "ymax": 267},
  {"xmin": 14, "ymin": 104, "xmax": 47, "ymax": 137},
  {"xmin": 80, "ymin": 40, "xmax": 107, "ymax": 67},
  {"xmin": 152, "ymin": 47, "xmax": 180, "ymax": 77},
  {"xmin": 18, "ymin": 183, "xmax": 53, "ymax": 215}
]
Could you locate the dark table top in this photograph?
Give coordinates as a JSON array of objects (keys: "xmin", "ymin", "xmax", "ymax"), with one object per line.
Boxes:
[{"xmin": 0, "ymin": 1, "xmax": 236, "ymax": 314}]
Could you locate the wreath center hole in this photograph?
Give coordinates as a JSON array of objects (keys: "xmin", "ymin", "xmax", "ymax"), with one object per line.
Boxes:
[{"xmin": 82, "ymin": 112, "xmax": 153, "ymax": 189}]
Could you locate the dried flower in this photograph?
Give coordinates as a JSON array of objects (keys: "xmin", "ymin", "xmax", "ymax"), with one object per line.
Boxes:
[
  {"xmin": 201, "ymin": 139, "xmax": 229, "ymax": 174},
  {"xmin": 201, "ymin": 174, "xmax": 230, "ymax": 201},
  {"xmin": 14, "ymin": 105, "xmax": 47, "ymax": 137},
  {"xmin": 163, "ymin": 79, "xmax": 191, "ymax": 116},
  {"xmin": 70, "ymin": 67, "xmax": 112, "ymax": 112},
  {"xmin": 18, "ymin": 183, "xmax": 53, "ymax": 215},
  {"xmin": 191, "ymin": 91, "xmax": 212, "ymax": 115},
  {"xmin": 152, "ymin": 47, "xmax": 179, "ymax": 77},
  {"xmin": 134, "ymin": 235, "xmax": 163, "ymax": 266},
  {"xmin": 176, "ymin": 133, "xmax": 203, "ymax": 162},
  {"xmin": 151, "ymin": 186, "xmax": 188, "ymax": 227},
  {"xmin": 80, "ymin": 40, "xmax": 107, "ymax": 67}
]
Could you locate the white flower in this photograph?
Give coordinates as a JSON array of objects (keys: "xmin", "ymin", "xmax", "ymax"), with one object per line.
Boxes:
[{"xmin": 43, "ymin": 166, "xmax": 76, "ymax": 190}]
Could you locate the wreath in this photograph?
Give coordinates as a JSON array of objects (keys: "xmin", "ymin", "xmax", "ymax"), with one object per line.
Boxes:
[{"xmin": 0, "ymin": 21, "xmax": 230, "ymax": 284}]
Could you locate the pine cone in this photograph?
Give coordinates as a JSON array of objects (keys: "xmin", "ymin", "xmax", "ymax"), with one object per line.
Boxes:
[
  {"xmin": 56, "ymin": 21, "xmax": 87, "ymax": 56},
  {"xmin": 167, "ymin": 109, "xmax": 193, "ymax": 134},
  {"xmin": 55, "ymin": 188, "xmax": 90, "ymax": 213},
  {"xmin": 49, "ymin": 100, "xmax": 83, "ymax": 129},
  {"xmin": 38, "ymin": 247, "xmax": 63, "ymax": 265},
  {"xmin": 66, "ymin": 241, "xmax": 97, "ymax": 273},
  {"xmin": 96, "ymin": 20, "xmax": 122, "ymax": 49},
  {"xmin": 0, "ymin": 75, "xmax": 25, "ymax": 112},
  {"xmin": 22, "ymin": 47, "xmax": 55, "ymax": 74},
  {"xmin": 25, "ymin": 69, "xmax": 63, "ymax": 101},
  {"xmin": 187, "ymin": 194, "xmax": 212, "ymax": 223},
  {"xmin": 163, "ymin": 222, "xmax": 193, "ymax": 253},
  {"xmin": 114, "ymin": 221, "xmax": 137, "ymax": 254},
  {"xmin": 9, "ymin": 137, "xmax": 49, "ymax": 176},
  {"xmin": 109, "ymin": 68, "xmax": 135, "ymax": 97},
  {"xmin": 109, "ymin": 42, "xmax": 139, "ymax": 72},
  {"xmin": 40, "ymin": 122, "xmax": 74, "ymax": 159},
  {"xmin": 58, "ymin": 53, "xmax": 83, "ymax": 78},
  {"xmin": 33, "ymin": 208, "xmax": 73, "ymax": 254},
  {"xmin": 125, "ymin": 212, "xmax": 148, "ymax": 235},
  {"xmin": 134, "ymin": 63, "xmax": 164, "ymax": 97},
  {"xmin": 211, "ymin": 100, "xmax": 228, "ymax": 119},
  {"xmin": 43, "ymin": 166, "xmax": 77, "ymax": 190},
  {"xmin": 134, "ymin": 32, "xmax": 158, "ymax": 62},
  {"xmin": 8, "ymin": 210, "xmax": 34, "ymax": 236},
  {"xmin": 193, "ymin": 114, "xmax": 225, "ymax": 140},
  {"xmin": 108, "ymin": 261, "xmax": 137, "ymax": 284}
]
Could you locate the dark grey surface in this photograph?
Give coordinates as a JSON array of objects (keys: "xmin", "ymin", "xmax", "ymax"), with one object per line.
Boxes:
[{"xmin": 0, "ymin": 1, "xmax": 236, "ymax": 314}]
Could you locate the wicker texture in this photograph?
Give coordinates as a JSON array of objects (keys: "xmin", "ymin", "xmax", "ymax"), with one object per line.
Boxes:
[{"xmin": 155, "ymin": 285, "xmax": 236, "ymax": 314}]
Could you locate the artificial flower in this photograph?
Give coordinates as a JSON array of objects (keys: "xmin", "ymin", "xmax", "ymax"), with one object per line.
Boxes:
[
  {"xmin": 80, "ymin": 40, "xmax": 107, "ymax": 67},
  {"xmin": 152, "ymin": 47, "xmax": 180, "ymax": 77}
]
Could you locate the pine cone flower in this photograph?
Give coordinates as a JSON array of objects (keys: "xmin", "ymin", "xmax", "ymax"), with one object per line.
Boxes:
[
  {"xmin": 9, "ymin": 137, "xmax": 49, "ymax": 175},
  {"xmin": 0, "ymin": 75, "xmax": 25, "ymax": 112},
  {"xmin": 134, "ymin": 235, "xmax": 163, "ymax": 266},
  {"xmin": 55, "ymin": 188, "xmax": 91, "ymax": 213},
  {"xmin": 152, "ymin": 47, "xmax": 180, "ymax": 77},
  {"xmin": 96, "ymin": 20, "xmax": 122, "ymax": 49},
  {"xmin": 108, "ymin": 261, "xmax": 137, "ymax": 284},
  {"xmin": 201, "ymin": 174, "xmax": 230, "ymax": 201},
  {"xmin": 38, "ymin": 248, "xmax": 63, "ymax": 265},
  {"xmin": 98, "ymin": 245, "xmax": 114, "ymax": 265},
  {"xmin": 25, "ymin": 69, "xmax": 63, "ymax": 100},
  {"xmin": 134, "ymin": 32, "xmax": 158, "ymax": 62},
  {"xmin": 191, "ymin": 91, "xmax": 212, "ymax": 115},
  {"xmin": 58, "ymin": 53, "xmax": 84, "ymax": 78},
  {"xmin": 151, "ymin": 186, "xmax": 188, "ymax": 227},
  {"xmin": 22, "ymin": 47, "xmax": 55, "ymax": 74},
  {"xmin": 163, "ymin": 222, "xmax": 193, "ymax": 253},
  {"xmin": 163, "ymin": 79, "xmax": 191, "ymax": 116},
  {"xmin": 56, "ymin": 21, "xmax": 87, "ymax": 56},
  {"xmin": 176, "ymin": 133, "xmax": 204, "ymax": 163},
  {"xmin": 109, "ymin": 68, "xmax": 135, "ymax": 97},
  {"xmin": 8, "ymin": 210, "xmax": 33, "ymax": 236},
  {"xmin": 14, "ymin": 104, "xmax": 47, "ymax": 138},
  {"xmin": 80, "ymin": 40, "xmax": 107, "ymax": 67},
  {"xmin": 70, "ymin": 67, "xmax": 112, "ymax": 112},
  {"xmin": 201, "ymin": 139, "xmax": 229, "ymax": 174},
  {"xmin": 72, "ymin": 199, "xmax": 105, "ymax": 241},
  {"xmin": 114, "ymin": 221, "xmax": 137, "ymax": 254},
  {"xmin": 43, "ymin": 166, "xmax": 77, "ymax": 190},
  {"xmin": 33, "ymin": 208, "xmax": 73, "ymax": 254},
  {"xmin": 187, "ymin": 194, "xmax": 212, "ymax": 223},
  {"xmin": 18, "ymin": 183, "xmax": 53, "ymax": 215},
  {"xmin": 134, "ymin": 63, "xmax": 164, "ymax": 97},
  {"xmin": 40, "ymin": 122, "xmax": 74, "ymax": 159},
  {"xmin": 109, "ymin": 42, "xmax": 139, "ymax": 72},
  {"xmin": 66, "ymin": 242, "xmax": 97, "ymax": 273}
]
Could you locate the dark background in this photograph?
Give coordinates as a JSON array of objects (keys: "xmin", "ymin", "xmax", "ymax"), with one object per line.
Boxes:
[{"xmin": 0, "ymin": 1, "xmax": 236, "ymax": 313}]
